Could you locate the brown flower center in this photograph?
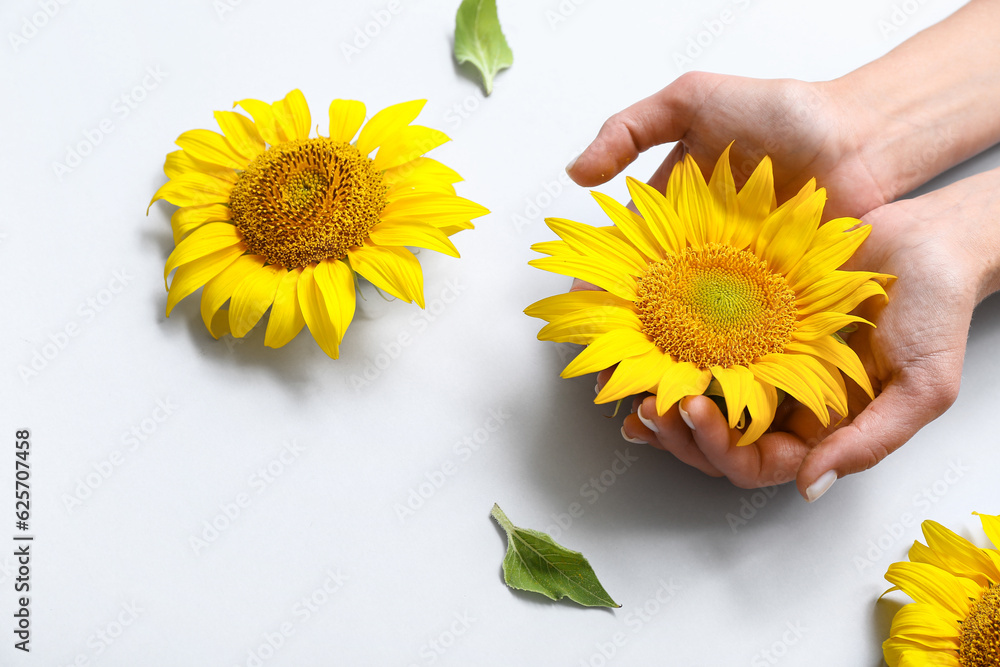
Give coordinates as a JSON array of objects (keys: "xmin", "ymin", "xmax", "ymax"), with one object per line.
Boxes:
[
  {"xmin": 960, "ymin": 582, "xmax": 1000, "ymax": 667},
  {"xmin": 229, "ymin": 138, "xmax": 386, "ymax": 268}
]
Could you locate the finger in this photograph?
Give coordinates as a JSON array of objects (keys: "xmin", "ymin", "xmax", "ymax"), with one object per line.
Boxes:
[
  {"xmin": 637, "ymin": 396, "xmax": 724, "ymax": 477},
  {"xmin": 570, "ymin": 278, "xmax": 603, "ymax": 292},
  {"xmin": 646, "ymin": 143, "xmax": 687, "ymax": 193},
  {"xmin": 566, "ymin": 74, "xmax": 712, "ymax": 187},
  {"xmin": 796, "ymin": 373, "xmax": 959, "ymax": 501},
  {"xmin": 684, "ymin": 396, "xmax": 806, "ymax": 488}
]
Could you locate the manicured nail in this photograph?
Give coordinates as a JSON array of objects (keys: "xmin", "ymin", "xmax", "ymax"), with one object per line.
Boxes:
[
  {"xmin": 620, "ymin": 426, "xmax": 647, "ymax": 445},
  {"xmin": 594, "ymin": 383, "xmax": 601, "ymax": 395},
  {"xmin": 566, "ymin": 152, "xmax": 581, "ymax": 172},
  {"xmin": 806, "ymin": 470, "xmax": 838, "ymax": 502},
  {"xmin": 637, "ymin": 404, "xmax": 659, "ymax": 433},
  {"xmin": 678, "ymin": 399, "xmax": 695, "ymax": 431}
]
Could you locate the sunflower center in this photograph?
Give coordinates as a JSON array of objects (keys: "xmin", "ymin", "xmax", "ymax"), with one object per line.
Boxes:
[
  {"xmin": 960, "ymin": 583, "xmax": 1000, "ymax": 667},
  {"xmin": 229, "ymin": 138, "xmax": 387, "ymax": 268},
  {"xmin": 635, "ymin": 243, "xmax": 796, "ymax": 367}
]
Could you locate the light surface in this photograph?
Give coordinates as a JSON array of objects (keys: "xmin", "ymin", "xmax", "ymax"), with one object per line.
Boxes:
[{"xmin": 1, "ymin": 0, "xmax": 998, "ymax": 665}]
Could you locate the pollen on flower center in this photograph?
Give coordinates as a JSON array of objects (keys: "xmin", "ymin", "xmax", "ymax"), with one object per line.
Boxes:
[
  {"xmin": 635, "ymin": 243, "xmax": 797, "ymax": 367},
  {"xmin": 229, "ymin": 138, "xmax": 387, "ymax": 268},
  {"xmin": 960, "ymin": 583, "xmax": 1000, "ymax": 667}
]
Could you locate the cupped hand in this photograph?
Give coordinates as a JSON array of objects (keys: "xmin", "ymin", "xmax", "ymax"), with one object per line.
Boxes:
[
  {"xmin": 567, "ymin": 72, "xmax": 892, "ymax": 219},
  {"xmin": 619, "ymin": 168, "xmax": 1000, "ymax": 500}
]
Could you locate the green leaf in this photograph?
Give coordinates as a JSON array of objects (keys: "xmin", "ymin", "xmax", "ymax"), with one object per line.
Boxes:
[
  {"xmin": 454, "ymin": 0, "xmax": 513, "ymax": 96},
  {"xmin": 490, "ymin": 503, "xmax": 620, "ymax": 608}
]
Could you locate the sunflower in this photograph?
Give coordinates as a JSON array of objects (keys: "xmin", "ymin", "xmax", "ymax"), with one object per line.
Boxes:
[
  {"xmin": 525, "ymin": 145, "xmax": 891, "ymax": 445},
  {"xmin": 882, "ymin": 513, "xmax": 1000, "ymax": 666},
  {"xmin": 149, "ymin": 89, "xmax": 488, "ymax": 358}
]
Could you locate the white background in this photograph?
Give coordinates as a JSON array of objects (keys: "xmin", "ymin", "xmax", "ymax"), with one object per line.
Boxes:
[{"xmin": 2, "ymin": 0, "xmax": 998, "ymax": 665}]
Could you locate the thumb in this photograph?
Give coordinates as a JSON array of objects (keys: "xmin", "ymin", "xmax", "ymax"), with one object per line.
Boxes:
[
  {"xmin": 566, "ymin": 72, "xmax": 713, "ymax": 187},
  {"xmin": 795, "ymin": 372, "xmax": 960, "ymax": 501}
]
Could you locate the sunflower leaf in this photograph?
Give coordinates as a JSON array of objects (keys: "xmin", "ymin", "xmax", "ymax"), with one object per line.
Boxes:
[
  {"xmin": 454, "ymin": 0, "xmax": 513, "ymax": 96},
  {"xmin": 490, "ymin": 503, "xmax": 620, "ymax": 608}
]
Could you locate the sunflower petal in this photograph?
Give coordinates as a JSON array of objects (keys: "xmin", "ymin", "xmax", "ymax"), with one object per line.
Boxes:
[
  {"xmin": 200, "ymin": 254, "xmax": 266, "ymax": 337},
  {"xmin": 328, "ymin": 99, "xmax": 366, "ymax": 143},
  {"xmin": 922, "ymin": 520, "xmax": 1000, "ymax": 584},
  {"xmin": 787, "ymin": 220, "xmax": 872, "ymax": 290},
  {"xmin": 213, "ymin": 110, "xmax": 265, "ymax": 161},
  {"xmin": 372, "ymin": 125, "xmax": 450, "ymax": 172},
  {"xmin": 274, "ymin": 89, "xmax": 311, "ymax": 141},
  {"xmin": 544, "ymin": 217, "xmax": 647, "ymax": 275},
  {"xmin": 165, "ymin": 245, "xmax": 245, "ymax": 316},
  {"xmin": 596, "ymin": 347, "xmax": 673, "ymax": 403},
  {"xmin": 736, "ymin": 380, "xmax": 778, "ymax": 447},
  {"xmin": 537, "ymin": 306, "xmax": 642, "ymax": 344},
  {"xmin": 675, "ymin": 154, "xmax": 713, "ymax": 249},
  {"xmin": 560, "ymin": 329, "xmax": 654, "ymax": 379},
  {"xmin": 794, "ymin": 312, "xmax": 873, "ymax": 341},
  {"xmin": 348, "ymin": 244, "xmax": 425, "ymax": 307},
  {"xmin": 708, "ymin": 143, "xmax": 738, "ymax": 243},
  {"xmin": 264, "ymin": 268, "xmax": 306, "ymax": 348},
  {"xmin": 655, "ymin": 361, "xmax": 712, "ymax": 415},
  {"xmin": 524, "ymin": 290, "xmax": 633, "ymax": 322},
  {"xmin": 756, "ymin": 186, "xmax": 824, "ymax": 274},
  {"xmin": 169, "ymin": 204, "xmax": 232, "ymax": 244},
  {"xmin": 380, "ymin": 193, "xmax": 489, "ymax": 228},
  {"xmin": 149, "ymin": 173, "xmax": 233, "ymax": 211},
  {"xmin": 977, "ymin": 512, "xmax": 1000, "ymax": 549},
  {"xmin": 733, "ymin": 156, "xmax": 776, "ymax": 249},
  {"xmin": 314, "ymin": 258, "xmax": 356, "ymax": 347},
  {"xmin": 163, "ymin": 223, "xmax": 243, "ymax": 287},
  {"xmin": 234, "ymin": 97, "xmax": 283, "ymax": 145},
  {"xmin": 528, "ymin": 256, "xmax": 637, "ymax": 301},
  {"xmin": 175, "ymin": 129, "xmax": 246, "ymax": 170},
  {"xmin": 164, "ymin": 150, "xmax": 237, "ymax": 182},
  {"xmin": 296, "ymin": 265, "xmax": 341, "ymax": 358},
  {"xmin": 795, "ymin": 271, "xmax": 891, "ymax": 316},
  {"xmin": 229, "ymin": 264, "xmax": 285, "ymax": 338},
  {"xmin": 355, "ymin": 100, "xmax": 426, "ymax": 156},
  {"xmin": 711, "ymin": 365, "xmax": 755, "ymax": 429},
  {"xmin": 884, "ymin": 562, "xmax": 975, "ymax": 619},
  {"xmin": 785, "ymin": 335, "xmax": 874, "ymax": 399},
  {"xmin": 623, "ymin": 178, "xmax": 684, "ymax": 256},
  {"xmin": 750, "ymin": 355, "xmax": 829, "ymax": 426}
]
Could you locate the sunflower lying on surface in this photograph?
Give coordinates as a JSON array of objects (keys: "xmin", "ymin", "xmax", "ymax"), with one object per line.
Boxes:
[
  {"xmin": 525, "ymin": 145, "xmax": 892, "ymax": 446},
  {"xmin": 882, "ymin": 513, "xmax": 1000, "ymax": 667},
  {"xmin": 149, "ymin": 90, "xmax": 488, "ymax": 358}
]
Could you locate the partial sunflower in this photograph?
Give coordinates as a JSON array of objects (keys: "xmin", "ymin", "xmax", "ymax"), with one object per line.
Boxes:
[
  {"xmin": 882, "ymin": 513, "xmax": 1000, "ymax": 667},
  {"xmin": 525, "ymin": 145, "xmax": 892, "ymax": 446},
  {"xmin": 149, "ymin": 89, "xmax": 488, "ymax": 358}
]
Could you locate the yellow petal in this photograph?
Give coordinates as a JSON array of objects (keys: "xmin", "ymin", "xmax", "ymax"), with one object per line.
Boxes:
[
  {"xmin": 383, "ymin": 157, "xmax": 462, "ymax": 188},
  {"xmin": 169, "ymin": 204, "xmax": 232, "ymax": 244},
  {"xmin": 274, "ymin": 89, "xmax": 311, "ymax": 141},
  {"xmin": 545, "ymin": 217, "xmax": 647, "ymax": 275},
  {"xmin": 884, "ymin": 562, "xmax": 975, "ymax": 619},
  {"xmin": 733, "ymin": 156, "xmax": 776, "ymax": 249},
  {"xmin": 787, "ymin": 219, "xmax": 871, "ymax": 290},
  {"xmin": 524, "ymin": 290, "xmax": 633, "ymax": 322},
  {"xmin": 623, "ymin": 178, "xmax": 684, "ymax": 256},
  {"xmin": 560, "ymin": 328, "xmax": 654, "ymax": 378},
  {"xmin": 675, "ymin": 154, "xmax": 713, "ymax": 250},
  {"xmin": 895, "ymin": 649, "xmax": 960, "ymax": 667},
  {"xmin": 213, "ymin": 110, "xmax": 265, "ymax": 161},
  {"xmin": 348, "ymin": 244, "xmax": 425, "ymax": 307},
  {"xmin": 163, "ymin": 222, "xmax": 243, "ymax": 287},
  {"xmin": 794, "ymin": 312, "xmax": 873, "ymax": 341},
  {"xmin": 889, "ymin": 601, "xmax": 961, "ymax": 642},
  {"xmin": 785, "ymin": 335, "xmax": 874, "ymax": 399},
  {"xmin": 795, "ymin": 270, "xmax": 891, "ymax": 317},
  {"xmin": 596, "ymin": 347, "xmax": 673, "ymax": 403},
  {"xmin": 201, "ymin": 254, "xmax": 266, "ymax": 338},
  {"xmin": 977, "ymin": 512, "xmax": 1000, "ymax": 550},
  {"xmin": 922, "ymin": 520, "xmax": 1000, "ymax": 584},
  {"xmin": 356, "ymin": 100, "xmax": 426, "ymax": 156},
  {"xmin": 175, "ymin": 129, "xmax": 246, "ymax": 170},
  {"xmin": 736, "ymin": 380, "xmax": 778, "ymax": 447},
  {"xmin": 264, "ymin": 268, "xmax": 305, "ymax": 348},
  {"xmin": 528, "ymin": 256, "xmax": 637, "ymax": 301},
  {"xmin": 328, "ymin": 99, "xmax": 366, "ymax": 143},
  {"xmin": 655, "ymin": 361, "xmax": 711, "ymax": 415},
  {"xmin": 314, "ymin": 258, "xmax": 356, "ymax": 345},
  {"xmin": 229, "ymin": 264, "xmax": 285, "ymax": 338},
  {"xmin": 296, "ymin": 265, "xmax": 340, "ymax": 358},
  {"xmin": 757, "ymin": 186, "xmax": 824, "ymax": 275},
  {"xmin": 368, "ymin": 219, "xmax": 460, "ymax": 257},
  {"xmin": 163, "ymin": 150, "xmax": 236, "ymax": 182},
  {"xmin": 372, "ymin": 125, "xmax": 450, "ymax": 172},
  {"xmin": 234, "ymin": 97, "xmax": 283, "ymax": 145},
  {"xmin": 380, "ymin": 193, "xmax": 489, "ymax": 228},
  {"xmin": 707, "ymin": 143, "xmax": 738, "ymax": 243},
  {"xmin": 537, "ymin": 306, "xmax": 643, "ymax": 344},
  {"xmin": 149, "ymin": 173, "xmax": 233, "ymax": 211},
  {"xmin": 750, "ymin": 354, "xmax": 828, "ymax": 426},
  {"xmin": 711, "ymin": 365, "xmax": 755, "ymax": 429},
  {"xmin": 165, "ymin": 245, "xmax": 245, "ymax": 316}
]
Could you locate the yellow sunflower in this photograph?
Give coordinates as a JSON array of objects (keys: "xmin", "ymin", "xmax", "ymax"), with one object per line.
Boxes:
[
  {"xmin": 882, "ymin": 513, "xmax": 1000, "ymax": 666},
  {"xmin": 149, "ymin": 89, "xmax": 488, "ymax": 358},
  {"xmin": 525, "ymin": 145, "xmax": 891, "ymax": 445}
]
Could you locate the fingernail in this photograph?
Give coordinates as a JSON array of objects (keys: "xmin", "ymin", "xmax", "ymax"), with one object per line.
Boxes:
[
  {"xmin": 637, "ymin": 404, "xmax": 659, "ymax": 433},
  {"xmin": 620, "ymin": 426, "xmax": 647, "ymax": 445},
  {"xmin": 806, "ymin": 470, "xmax": 838, "ymax": 503},
  {"xmin": 594, "ymin": 383, "xmax": 601, "ymax": 396},
  {"xmin": 566, "ymin": 152, "xmax": 582, "ymax": 172},
  {"xmin": 678, "ymin": 399, "xmax": 695, "ymax": 431}
]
